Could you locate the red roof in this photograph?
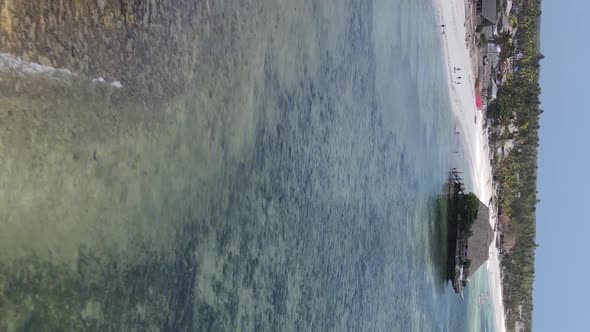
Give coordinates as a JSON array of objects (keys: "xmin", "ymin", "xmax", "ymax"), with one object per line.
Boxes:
[{"xmin": 475, "ymin": 95, "xmax": 483, "ymax": 110}]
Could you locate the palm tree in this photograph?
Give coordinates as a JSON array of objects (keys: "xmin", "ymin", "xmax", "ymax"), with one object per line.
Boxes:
[{"xmin": 490, "ymin": 31, "xmax": 512, "ymax": 46}]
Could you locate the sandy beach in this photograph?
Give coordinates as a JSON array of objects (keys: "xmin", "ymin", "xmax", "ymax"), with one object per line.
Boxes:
[{"xmin": 433, "ymin": 0, "xmax": 507, "ymax": 331}]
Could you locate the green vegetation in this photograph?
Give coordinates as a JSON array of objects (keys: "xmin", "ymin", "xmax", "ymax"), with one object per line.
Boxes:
[
  {"xmin": 494, "ymin": 31, "xmax": 515, "ymax": 58},
  {"xmin": 461, "ymin": 192, "xmax": 480, "ymax": 222},
  {"xmin": 487, "ymin": 0, "xmax": 543, "ymax": 331},
  {"xmin": 465, "ymin": 259, "xmax": 472, "ymax": 271},
  {"xmin": 509, "ymin": 15, "xmax": 518, "ymax": 28},
  {"xmin": 455, "ymin": 192, "xmax": 480, "ymax": 238},
  {"xmin": 480, "ymin": 33, "xmax": 488, "ymax": 47}
]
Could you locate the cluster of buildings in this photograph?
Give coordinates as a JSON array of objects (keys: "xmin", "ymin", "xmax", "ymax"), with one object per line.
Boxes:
[
  {"xmin": 473, "ymin": 1, "xmax": 522, "ymax": 254},
  {"xmin": 470, "ymin": 0, "xmax": 522, "ymax": 112},
  {"xmin": 446, "ymin": 0, "xmax": 525, "ymax": 298}
]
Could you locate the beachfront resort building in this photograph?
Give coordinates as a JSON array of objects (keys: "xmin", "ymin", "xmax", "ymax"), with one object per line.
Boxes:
[
  {"xmin": 464, "ymin": 199, "xmax": 494, "ymax": 276},
  {"xmin": 477, "ymin": 0, "xmax": 498, "ymax": 27},
  {"xmin": 451, "ymin": 196, "xmax": 494, "ymax": 293},
  {"xmin": 448, "ymin": 171, "xmax": 495, "ymax": 293}
]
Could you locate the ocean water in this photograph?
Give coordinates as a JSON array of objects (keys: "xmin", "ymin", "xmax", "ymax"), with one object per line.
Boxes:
[{"xmin": 0, "ymin": 0, "xmax": 494, "ymax": 330}]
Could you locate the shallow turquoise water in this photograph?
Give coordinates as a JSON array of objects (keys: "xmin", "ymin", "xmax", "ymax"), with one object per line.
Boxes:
[{"xmin": 0, "ymin": 0, "xmax": 495, "ymax": 330}]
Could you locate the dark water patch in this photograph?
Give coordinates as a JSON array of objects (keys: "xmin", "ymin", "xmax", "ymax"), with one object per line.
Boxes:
[{"xmin": 429, "ymin": 194, "xmax": 453, "ymax": 285}]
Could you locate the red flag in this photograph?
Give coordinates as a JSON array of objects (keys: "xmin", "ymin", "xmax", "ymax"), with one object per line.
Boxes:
[{"xmin": 475, "ymin": 95, "xmax": 483, "ymax": 110}]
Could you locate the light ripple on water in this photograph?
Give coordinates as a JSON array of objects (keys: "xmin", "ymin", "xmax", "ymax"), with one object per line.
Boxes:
[{"xmin": 0, "ymin": 0, "xmax": 492, "ymax": 331}]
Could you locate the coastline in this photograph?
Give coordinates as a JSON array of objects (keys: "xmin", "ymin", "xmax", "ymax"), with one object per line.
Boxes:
[{"xmin": 432, "ymin": 0, "xmax": 507, "ymax": 331}]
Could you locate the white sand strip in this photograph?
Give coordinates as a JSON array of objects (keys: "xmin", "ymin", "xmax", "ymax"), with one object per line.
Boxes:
[{"xmin": 431, "ymin": 0, "xmax": 507, "ymax": 331}]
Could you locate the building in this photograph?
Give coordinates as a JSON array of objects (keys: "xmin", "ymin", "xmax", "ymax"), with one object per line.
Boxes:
[
  {"xmin": 477, "ymin": 0, "xmax": 498, "ymax": 27},
  {"xmin": 505, "ymin": 0, "xmax": 514, "ymax": 15},
  {"xmin": 497, "ymin": 12, "xmax": 511, "ymax": 34},
  {"xmin": 449, "ymin": 189, "xmax": 495, "ymax": 294},
  {"xmin": 465, "ymin": 199, "xmax": 494, "ymax": 276}
]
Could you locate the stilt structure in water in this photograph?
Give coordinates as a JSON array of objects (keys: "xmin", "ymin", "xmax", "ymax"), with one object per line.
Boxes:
[{"xmin": 446, "ymin": 169, "xmax": 493, "ymax": 295}]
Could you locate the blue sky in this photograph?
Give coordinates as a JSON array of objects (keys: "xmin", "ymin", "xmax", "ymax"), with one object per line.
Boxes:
[{"xmin": 535, "ymin": 0, "xmax": 590, "ymax": 331}]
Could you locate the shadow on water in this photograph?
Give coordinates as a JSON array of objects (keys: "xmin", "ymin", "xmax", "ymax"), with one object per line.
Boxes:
[{"xmin": 427, "ymin": 190, "xmax": 452, "ymax": 287}]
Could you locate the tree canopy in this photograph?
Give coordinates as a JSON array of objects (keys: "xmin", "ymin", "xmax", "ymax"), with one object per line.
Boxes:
[{"xmin": 487, "ymin": 0, "xmax": 542, "ymax": 331}]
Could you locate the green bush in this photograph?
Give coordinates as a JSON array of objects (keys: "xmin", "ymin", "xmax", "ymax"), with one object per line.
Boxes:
[
  {"xmin": 458, "ymin": 193, "xmax": 480, "ymax": 238},
  {"xmin": 480, "ymin": 33, "xmax": 488, "ymax": 46}
]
